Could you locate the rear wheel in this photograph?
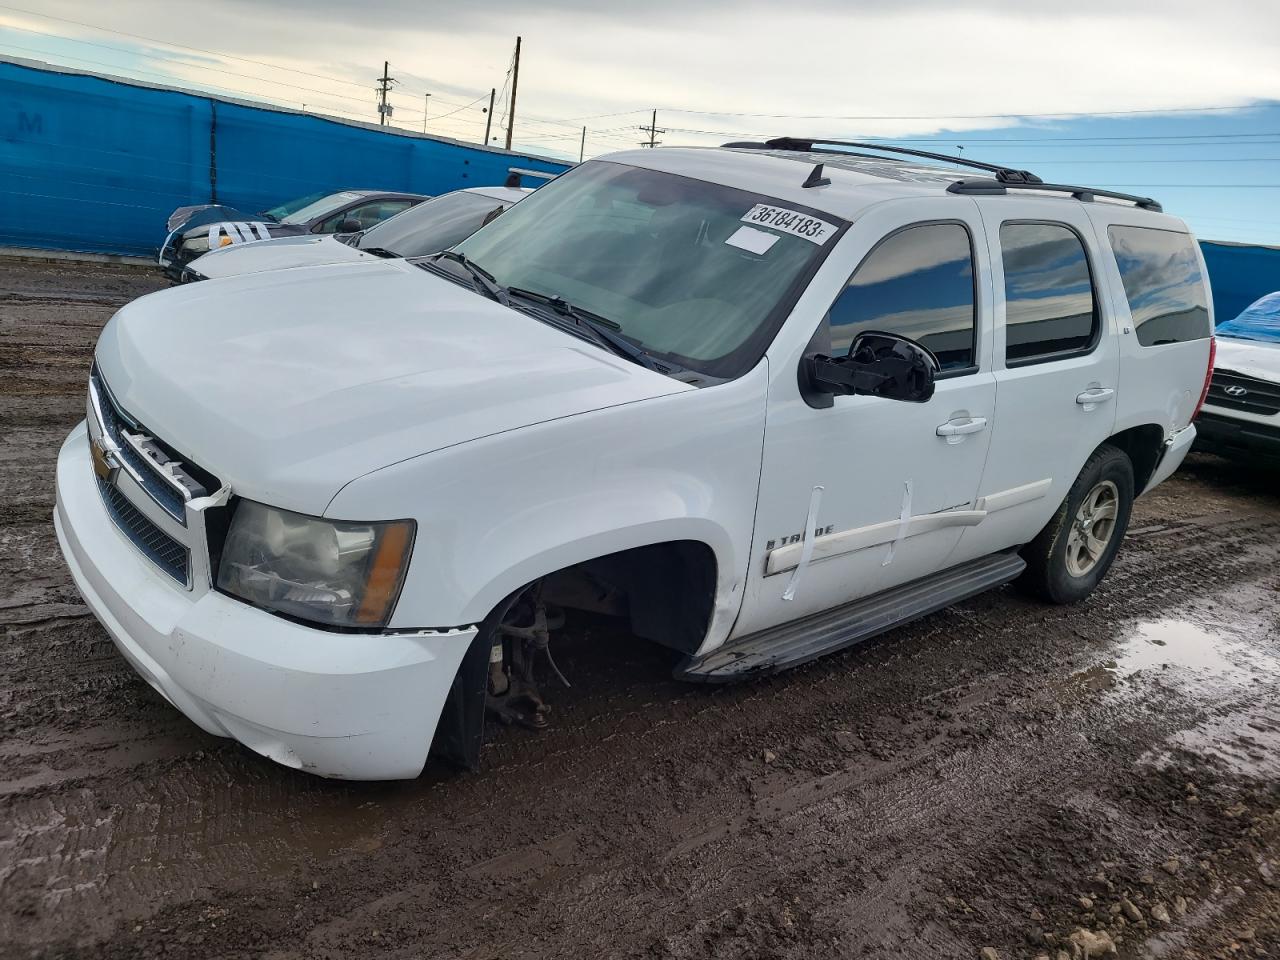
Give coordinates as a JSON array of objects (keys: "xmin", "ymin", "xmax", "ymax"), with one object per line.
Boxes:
[{"xmin": 1017, "ymin": 444, "xmax": 1134, "ymax": 604}]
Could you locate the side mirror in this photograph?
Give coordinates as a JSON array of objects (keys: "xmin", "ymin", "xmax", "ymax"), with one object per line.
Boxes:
[
  {"xmin": 804, "ymin": 331, "xmax": 939, "ymax": 403},
  {"xmin": 338, "ymin": 217, "xmax": 363, "ymax": 233}
]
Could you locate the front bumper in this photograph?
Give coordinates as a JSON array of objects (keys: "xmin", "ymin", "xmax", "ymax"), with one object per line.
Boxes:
[
  {"xmin": 1194, "ymin": 411, "xmax": 1280, "ymax": 468},
  {"xmin": 54, "ymin": 422, "xmax": 476, "ymax": 780}
]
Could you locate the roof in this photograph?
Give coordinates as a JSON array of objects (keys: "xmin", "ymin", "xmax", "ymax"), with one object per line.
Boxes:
[
  {"xmin": 609, "ymin": 145, "xmax": 1178, "ymax": 225},
  {"xmin": 465, "ymin": 186, "xmax": 535, "ymax": 203},
  {"xmin": 343, "ymin": 189, "xmax": 432, "ymax": 200}
]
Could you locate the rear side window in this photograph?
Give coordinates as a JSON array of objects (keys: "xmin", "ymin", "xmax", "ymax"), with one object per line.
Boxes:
[
  {"xmin": 1108, "ymin": 225, "xmax": 1210, "ymax": 346},
  {"xmin": 1000, "ymin": 222, "xmax": 1098, "ymax": 364},
  {"xmin": 828, "ymin": 222, "xmax": 976, "ymax": 372}
]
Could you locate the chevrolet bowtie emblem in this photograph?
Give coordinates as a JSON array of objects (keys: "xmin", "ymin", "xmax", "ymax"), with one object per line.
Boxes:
[{"xmin": 90, "ymin": 437, "xmax": 118, "ymax": 482}]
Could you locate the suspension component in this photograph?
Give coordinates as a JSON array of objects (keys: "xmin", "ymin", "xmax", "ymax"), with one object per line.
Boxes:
[{"xmin": 484, "ymin": 589, "xmax": 569, "ymax": 730}]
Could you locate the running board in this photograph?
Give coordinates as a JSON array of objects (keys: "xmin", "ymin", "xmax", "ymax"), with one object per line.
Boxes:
[{"xmin": 677, "ymin": 551, "xmax": 1026, "ymax": 683}]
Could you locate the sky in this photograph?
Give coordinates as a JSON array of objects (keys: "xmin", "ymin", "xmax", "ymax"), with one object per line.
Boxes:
[{"xmin": 1, "ymin": 0, "xmax": 1279, "ymax": 245}]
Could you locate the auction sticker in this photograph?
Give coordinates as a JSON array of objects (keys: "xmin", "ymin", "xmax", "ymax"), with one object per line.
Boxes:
[{"xmin": 741, "ymin": 204, "xmax": 837, "ymax": 245}]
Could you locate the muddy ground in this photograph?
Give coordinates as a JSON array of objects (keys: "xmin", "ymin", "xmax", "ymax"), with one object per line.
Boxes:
[{"xmin": 1, "ymin": 258, "xmax": 1279, "ymax": 960}]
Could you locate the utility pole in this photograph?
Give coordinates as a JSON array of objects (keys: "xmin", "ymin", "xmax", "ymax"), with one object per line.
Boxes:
[
  {"xmin": 375, "ymin": 61, "xmax": 396, "ymax": 125},
  {"xmin": 579, "ymin": 125, "xmax": 586, "ymax": 163},
  {"xmin": 504, "ymin": 36, "xmax": 521, "ymax": 150},
  {"xmin": 484, "ymin": 87, "xmax": 495, "ymax": 143},
  {"xmin": 639, "ymin": 109, "xmax": 664, "ymax": 147},
  {"xmin": 422, "ymin": 93, "xmax": 430, "ymax": 133}
]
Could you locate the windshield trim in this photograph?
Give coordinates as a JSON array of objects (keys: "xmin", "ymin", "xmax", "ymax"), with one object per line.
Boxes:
[{"xmin": 454, "ymin": 160, "xmax": 852, "ymax": 381}]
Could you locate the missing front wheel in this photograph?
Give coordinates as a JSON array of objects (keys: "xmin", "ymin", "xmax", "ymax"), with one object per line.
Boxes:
[{"xmin": 485, "ymin": 589, "xmax": 569, "ymax": 730}]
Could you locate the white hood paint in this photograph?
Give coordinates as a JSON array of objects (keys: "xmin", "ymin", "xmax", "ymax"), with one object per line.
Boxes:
[
  {"xmin": 194, "ymin": 234, "xmax": 372, "ymax": 278},
  {"xmin": 95, "ymin": 259, "xmax": 691, "ymax": 515},
  {"xmin": 1215, "ymin": 336, "xmax": 1280, "ymax": 384}
]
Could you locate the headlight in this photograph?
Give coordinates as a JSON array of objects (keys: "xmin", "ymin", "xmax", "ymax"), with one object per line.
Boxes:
[
  {"xmin": 217, "ymin": 500, "xmax": 415, "ymax": 628},
  {"xmin": 181, "ymin": 236, "xmax": 211, "ymax": 254}
]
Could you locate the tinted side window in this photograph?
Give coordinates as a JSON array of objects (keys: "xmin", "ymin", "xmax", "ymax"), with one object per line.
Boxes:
[
  {"xmin": 1000, "ymin": 223, "xmax": 1098, "ymax": 364},
  {"xmin": 828, "ymin": 223, "xmax": 976, "ymax": 372},
  {"xmin": 1108, "ymin": 225, "xmax": 1210, "ymax": 346},
  {"xmin": 318, "ymin": 200, "xmax": 414, "ymax": 233}
]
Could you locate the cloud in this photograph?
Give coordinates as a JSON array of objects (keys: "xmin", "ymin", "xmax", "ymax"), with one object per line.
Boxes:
[{"xmin": 4, "ymin": 0, "xmax": 1279, "ymax": 163}]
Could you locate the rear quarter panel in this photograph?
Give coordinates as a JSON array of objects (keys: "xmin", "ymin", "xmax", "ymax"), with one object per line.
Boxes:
[{"xmin": 1085, "ymin": 206, "xmax": 1214, "ymax": 439}]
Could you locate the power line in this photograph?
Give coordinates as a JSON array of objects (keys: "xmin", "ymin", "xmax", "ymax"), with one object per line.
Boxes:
[{"xmin": 427, "ymin": 92, "xmax": 491, "ymax": 122}]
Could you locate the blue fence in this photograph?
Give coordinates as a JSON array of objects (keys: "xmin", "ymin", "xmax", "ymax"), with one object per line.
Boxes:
[
  {"xmin": 0, "ymin": 57, "xmax": 569, "ymax": 258},
  {"xmin": 1201, "ymin": 240, "xmax": 1280, "ymax": 326}
]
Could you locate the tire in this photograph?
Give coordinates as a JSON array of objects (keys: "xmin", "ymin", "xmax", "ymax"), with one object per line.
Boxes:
[{"xmin": 1016, "ymin": 443, "xmax": 1134, "ymax": 605}]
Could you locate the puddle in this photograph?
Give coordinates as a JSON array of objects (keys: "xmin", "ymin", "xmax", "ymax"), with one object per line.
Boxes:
[
  {"xmin": 1101, "ymin": 600, "xmax": 1280, "ymax": 781},
  {"xmin": 1113, "ymin": 618, "xmax": 1280, "ymax": 683},
  {"xmin": 1054, "ymin": 614, "xmax": 1279, "ymax": 701}
]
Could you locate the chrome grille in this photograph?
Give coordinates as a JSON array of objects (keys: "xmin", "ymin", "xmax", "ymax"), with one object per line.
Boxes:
[
  {"xmin": 1206, "ymin": 369, "xmax": 1280, "ymax": 416},
  {"xmin": 89, "ymin": 365, "xmax": 210, "ymax": 523},
  {"xmin": 96, "ymin": 475, "xmax": 190, "ymax": 585}
]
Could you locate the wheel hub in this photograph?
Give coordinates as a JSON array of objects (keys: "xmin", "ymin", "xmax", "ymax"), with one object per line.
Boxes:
[{"xmin": 1065, "ymin": 479, "xmax": 1119, "ymax": 578}]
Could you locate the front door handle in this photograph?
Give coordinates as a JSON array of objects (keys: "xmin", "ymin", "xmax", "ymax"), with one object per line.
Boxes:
[
  {"xmin": 936, "ymin": 416, "xmax": 988, "ymax": 444},
  {"xmin": 1076, "ymin": 387, "xmax": 1115, "ymax": 410}
]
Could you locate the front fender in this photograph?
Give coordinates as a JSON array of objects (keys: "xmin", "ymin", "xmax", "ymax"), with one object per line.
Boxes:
[{"xmin": 325, "ymin": 362, "xmax": 770, "ymax": 653}]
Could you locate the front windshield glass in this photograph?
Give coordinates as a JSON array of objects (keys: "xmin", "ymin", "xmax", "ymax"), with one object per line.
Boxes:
[
  {"xmin": 1217, "ymin": 292, "xmax": 1280, "ymax": 343},
  {"xmin": 362, "ymin": 191, "xmax": 509, "ymax": 257},
  {"xmin": 270, "ymin": 191, "xmax": 367, "ymax": 226},
  {"xmin": 452, "ymin": 161, "xmax": 843, "ymax": 377},
  {"xmin": 261, "ymin": 191, "xmax": 326, "ymax": 221}
]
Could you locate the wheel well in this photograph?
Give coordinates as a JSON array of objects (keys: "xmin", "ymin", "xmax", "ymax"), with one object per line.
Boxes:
[
  {"xmin": 540, "ymin": 540, "xmax": 718, "ymax": 656},
  {"xmin": 1105, "ymin": 424, "xmax": 1165, "ymax": 493}
]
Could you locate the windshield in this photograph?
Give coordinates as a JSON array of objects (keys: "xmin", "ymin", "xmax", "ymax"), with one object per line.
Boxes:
[
  {"xmin": 1217, "ymin": 292, "xmax": 1280, "ymax": 344},
  {"xmin": 452, "ymin": 161, "xmax": 843, "ymax": 377},
  {"xmin": 361, "ymin": 191, "xmax": 509, "ymax": 257},
  {"xmin": 266, "ymin": 191, "xmax": 367, "ymax": 225}
]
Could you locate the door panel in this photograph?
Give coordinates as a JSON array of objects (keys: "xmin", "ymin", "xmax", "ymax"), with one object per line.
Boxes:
[
  {"xmin": 733, "ymin": 200, "xmax": 996, "ymax": 640},
  {"xmin": 951, "ymin": 201, "xmax": 1120, "ymax": 564}
]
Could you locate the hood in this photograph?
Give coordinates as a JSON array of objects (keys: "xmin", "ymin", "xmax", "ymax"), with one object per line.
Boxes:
[
  {"xmin": 167, "ymin": 203, "xmax": 253, "ymax": 234},
  {"xmin": 180, "ymin": 220, "xmax": 304, "ymax": 244},
  {"xmin": 94, "ymin": 259, "xmax": 691, "ymax": 516},
  {"xmin": 1215, "ymin": 335, "xmax": 1280, "ymax": 384},
  {"xmin": 194, "ymin": 235, "xmax": 371, "ymax": 279}
]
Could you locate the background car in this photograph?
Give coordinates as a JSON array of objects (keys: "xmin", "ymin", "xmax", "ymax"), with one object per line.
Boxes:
[
  {"xmin": 1195, "ymin": 291, "xmax": 1280, "ymax": 468},
  {"xmin": 158, "ymin": 189, "xmax": 429, "ymax": 281},
  {"xmin": 184, "ymin": 185, "xmax": 531, "ymax": 281}
]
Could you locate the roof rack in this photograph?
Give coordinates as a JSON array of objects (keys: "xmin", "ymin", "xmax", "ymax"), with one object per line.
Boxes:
[
  {"xmin": 947, "ymin": 178, "xmax": 1163, "ymax": 212},
  {"xmin": 723, "ymin": 136, "xmax": 1163, "ymax": 212},
  {"xmin": 723, "ymin": 136, "xmax": 1043, "ymax": 185}
]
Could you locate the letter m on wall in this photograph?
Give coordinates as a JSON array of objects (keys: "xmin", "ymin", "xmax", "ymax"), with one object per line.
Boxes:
[{"xmin": 18, "ymin": 111, "xmax": 42, "ymax": 135}]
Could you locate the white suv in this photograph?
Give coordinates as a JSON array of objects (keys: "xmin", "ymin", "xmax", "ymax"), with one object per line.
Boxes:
[{"xmin": 55, "ymin": 139, "xmax": 1214, "ymax": 780}]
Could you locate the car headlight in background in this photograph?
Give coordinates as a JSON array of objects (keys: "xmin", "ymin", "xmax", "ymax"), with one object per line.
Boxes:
[
  {"xmin": 217, "ymin": 500, "xmax": 415, "ymax": 628},
  {"xmin": 180, "ymin": 235, "xmax": 234, "ymax": 255}
]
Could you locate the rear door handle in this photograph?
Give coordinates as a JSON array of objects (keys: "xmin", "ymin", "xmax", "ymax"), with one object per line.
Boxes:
[
  {"xmin": 936, "ymin": 416, "xmax": 988, "ymax": 444},
  {"xmin": 1076, "ymin": 387, "xmax": 1115, "ymax": 409}
]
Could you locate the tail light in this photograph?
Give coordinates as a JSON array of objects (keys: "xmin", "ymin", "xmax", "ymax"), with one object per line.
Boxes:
[{"xmin": 1191, "ymin": 336, "xmax": 1216, "ymax": 421}]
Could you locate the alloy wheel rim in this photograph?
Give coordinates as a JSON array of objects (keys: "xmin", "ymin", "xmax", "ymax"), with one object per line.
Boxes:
[{"xmin": 1065, "ymin": 480, "xmax": 1119, "ymax": 577}]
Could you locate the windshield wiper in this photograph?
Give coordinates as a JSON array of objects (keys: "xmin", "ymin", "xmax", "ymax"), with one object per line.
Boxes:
[
  {"xmin": 433, "ymin": 250, "xmax": 509, "ymax": 304},
  {"xmin": 506, "ymin": 287, "xmax": 665, "ymax": 372},
  {"xmin": 359, "ymin": 246, "xmax": 400, "ymax": 258}
]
